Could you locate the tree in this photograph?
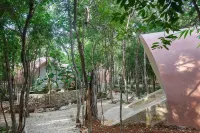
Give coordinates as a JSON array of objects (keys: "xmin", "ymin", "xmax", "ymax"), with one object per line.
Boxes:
[{"xmin": 73, "ymin": 0, "xmax": 92, "ymax": 132}]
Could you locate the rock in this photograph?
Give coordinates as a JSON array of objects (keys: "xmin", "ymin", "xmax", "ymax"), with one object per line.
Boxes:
[
  {"xmin": 48, "ymin": 89, "xmax": 57, "ymax": 94},
  {"xmin": 59, "ymin": 105, "xmax": 69, "ymax": 111},
  {"xmin": 45, "ymin": 108, "xmax": 55, "ymax": 112},
  {"xmin": 54, "ymin": 105, "xmax": 60, "ymax": 111},
  {"xmin": 34, "ymin": 108, "xmax": 45, "ymax": 113},
  {"xmin": 28, "ymin": 90, "xmax": 77, "ymax": 111}
]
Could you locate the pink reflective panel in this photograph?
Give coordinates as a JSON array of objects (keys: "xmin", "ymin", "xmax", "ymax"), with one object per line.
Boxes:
[{"xmin": 140, "ymin": 31, "xmax": 200, "ymax": 129}]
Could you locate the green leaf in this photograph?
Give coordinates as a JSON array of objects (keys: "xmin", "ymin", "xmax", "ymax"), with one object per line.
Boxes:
[
  {"xmin": 163, "ymin": 45, "xmax": 169, "ymax": 50},
  {"xmin": 178, "ymin": 30, "xmax": 186, "ymax": 39},
  {"xmin": 189, "ymin": 29, "xmax": 194, "ymax": 36},
  {"xmin": 153, "ymin": 42, "xmax": 159, "ymax": 45},
  {"xmin": 184, "ymin": 30, "xmax": 189, "ymax": 39},
  {"xmin": 161, "ymin": 4, "xmax": 169, "ymax": 13}
]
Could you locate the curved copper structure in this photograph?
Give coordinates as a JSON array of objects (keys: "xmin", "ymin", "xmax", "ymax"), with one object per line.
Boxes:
[{"xmin": 140, "ymin": 31, "xmax": 200, "ymax": 129}]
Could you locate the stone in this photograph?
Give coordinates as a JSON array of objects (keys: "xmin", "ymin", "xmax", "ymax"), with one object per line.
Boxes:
[
  {"xmin": 34, "ymin": 108, "xmax": 45, "ymax": 113},
  {"xmin": 45, "ymin": 108, "xmax": 55, "ymax": 112},
  {"xmin": 27, "ymin": 90, "xmax": 77, "ymax": 111}
]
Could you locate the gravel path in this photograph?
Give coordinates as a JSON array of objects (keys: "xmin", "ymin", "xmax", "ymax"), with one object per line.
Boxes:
[
  {"xmin": 25, "ymin": 106, "xmax": 79, "ymax": 133},
  {"xmin": 25, "ymin": 100, "xmax": 119, "ymax": 133}
]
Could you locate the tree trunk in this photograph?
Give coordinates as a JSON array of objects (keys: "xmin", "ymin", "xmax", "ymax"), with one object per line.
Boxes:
[
  {"xmin": 25, "ymin": 60, "xmax": 30, "ymax": 117},
  {"xmin": 73, "ymin": 0, "xmax": 91, "ymax": 131},
  {"xmin": 11, "ymin": 52, "xmax": 16, "ymax": 101},
  {"xmin": 144, "ymin": 50, "xmax": 149, "ymax": 94},
  {"xmin": 122, "ymin": 40, "xmax": 128, "ymax": 103},
  {"xmin": 98, "ymin": 67, "xmax": 104, "ymax": 124},
  {"xmin": 18, "ymin": 1, "xmax": 35, "ymax": 132},
  {"xmin": 122, "ymin": 15, "xmax": 131, "ymax": 102},
  {"xmin": 135, "ymin": 40, "xmax": 140, "ymax": 98},
  {"xmin": 109, "ymin": 54, "xmax": 114, "ymax": 102},
  {"xmin": 25, "ymin": 50, "xmax": 37, "ymax": 117},
  {"xmin": 66, "ymin": 0, "xmax": 82, "ymax": 126},
  {"xmin": 2, "ymin": 28, "xmax": 17, "ymax": 133},
  {"xmin": 153, "ymin": 75, "xmax": 156, "ymax": 92},
  {"xmin": 104, "ymin": 69, "xmax": 107, "ymax": 92},
  {"xmin": 119, "ymin": 75, "xmax": 123, "ymax": 133},
  {"xmin": 90, "ymin": 70, "xmax": 98, "ymax": 119}
]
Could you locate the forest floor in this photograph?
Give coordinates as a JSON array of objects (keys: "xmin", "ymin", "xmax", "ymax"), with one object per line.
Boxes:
[
  {"xmin": 25, "ymin": 100, "xmax": 118, "ymax": 133},
  {"xmin": 91, "ymin": 120, "xmax": 200, "ymax": 133},
  {"xmin": 25, "ymin": 105, "xmax": 79, "ymax": 133},
  {"xmin": 2, "ymin": 98, "xmax": 200, "ymax": 133}
]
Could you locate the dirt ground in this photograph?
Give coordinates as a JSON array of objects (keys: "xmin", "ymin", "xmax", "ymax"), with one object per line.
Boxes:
[{"xmin": 90, "ymin": 120, "xmax": 200, "ymax": 133}]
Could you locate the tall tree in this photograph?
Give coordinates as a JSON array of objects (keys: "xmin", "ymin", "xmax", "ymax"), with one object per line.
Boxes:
[{"xmin": 73, "ymin": 0, "xmax": 92, "ymax": 132}]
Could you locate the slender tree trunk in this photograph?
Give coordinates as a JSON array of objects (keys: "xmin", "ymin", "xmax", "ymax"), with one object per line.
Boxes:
[
  {"xmin": 48, "ymin": 78, "xmax": 51, "ymax": 105},
  {"xmin": 11, "ymin": 52, "xmax": 15, "ymax": 101},
  {"xmin": 90, "ymin": 70, "xmax": 98, "ymax": 118},
  {"xmin": 90, "ymin": 42, "xmax": 98, "ymax": 119},
  {"xmin": 25, "ymin": 50, "xmax": 37, "ymax": 117},
  {"xmin": 18, "ymin": 1, "xmax": 35, "ymax": 132},
  {"xmin": 66, "ymin": 0, "xmax": 82, "ymax": 125},
  {"xmin": 153, "ymin": 75, "xmax": 156, "ymax": 92},
  {"xmin": 98, "ymin": 67, "xmax": 104, "ymax": 124},
  {"xmin": 25, "ymin": 60, "xmax": 30, "ymax": 117},
  {"xmin": 104, "ymin": 69, "xmax": 107, "ymax": 92},
  {"xmin": 122, "ymin": 40, "xmax": 128, "ymax": 102},
  {"xmin": 135, "ymin": 39, "xmax": 140, "ymax": 98},
  {"xmin": 73, "ymin": 0, "xmax": 91, "ymax": 132},
  {"xmin": 75, "ymin": 74, "xmax": 82, "ymax": 126},
  {"xmin": 109, "ymin": 54, "xmax": 114, "ymax": 102},
  {"xmin": 144, "ymin": 51, "xmax": 149, "ymax": 94},
  {"xmin": 122, "ymin": 15, "xmax": 131, "ymax": 103},
  {"xmin": 2, "ymin": 28, "xmax": 17, "ymax": 133},
  {"xmin": 119, "ymin": 75, "xmax": 123, "ymax": 133}
]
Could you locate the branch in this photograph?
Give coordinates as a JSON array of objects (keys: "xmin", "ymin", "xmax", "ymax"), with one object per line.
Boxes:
[
  {"xmin": 192, "ymin": 0, "xmax": 200, "ymax": 21},
  {"xmin": 22, "ymin": 0, "xmax": 35, "ymax": 41}
]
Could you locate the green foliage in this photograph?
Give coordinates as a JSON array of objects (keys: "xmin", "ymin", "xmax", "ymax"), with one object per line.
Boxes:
[
  {"xmin": 116, "ymin": 0, "xmax": 184, "ymax": 30},
  {"xmin": 114, "ymin": 0, "xmax": 200, "ymax": 50},
  {"xmin": 0, "ymin": 126, "xmax": 10, "ymax": 133},
  {"xmin": 1, "ymin": 0, "xmax": 193, "ymax": 106}
]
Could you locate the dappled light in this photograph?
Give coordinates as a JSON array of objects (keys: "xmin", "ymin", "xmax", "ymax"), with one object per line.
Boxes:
[
  {"xmin": 175, "ymin": 55, "xmax": 196, "ymax": 72},
  {"xmin": 1, "ymin": 0, "xmax": 200, "ymax": 133}
]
